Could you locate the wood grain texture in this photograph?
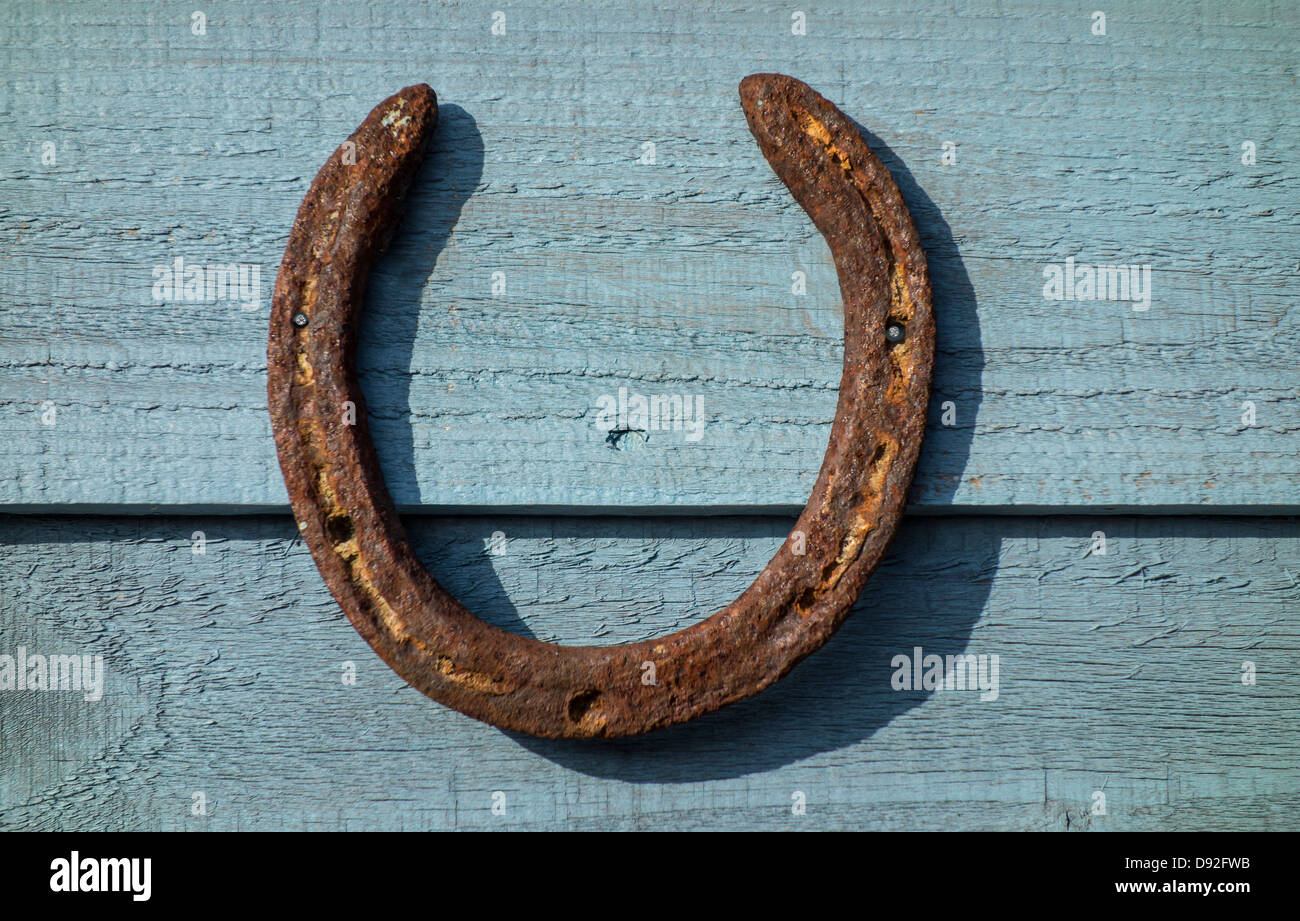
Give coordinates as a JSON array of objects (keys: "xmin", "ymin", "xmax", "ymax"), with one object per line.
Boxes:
[
  {"xmin": 2, "ymin": 514, "xmax": 1296, "ymax": 830},
  {"xmin": 2, "ymin": 0, "xmax": 1296, "ymax": 834},
  {"xmin": 1, "ymin": 0, "xmax": 1297, "ymax": 511}
]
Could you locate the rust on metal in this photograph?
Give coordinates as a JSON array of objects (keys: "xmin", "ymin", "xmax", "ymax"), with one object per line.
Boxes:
[{"xmin": 267, "ymin": 75, "xmax": 934, "ymax": 738}]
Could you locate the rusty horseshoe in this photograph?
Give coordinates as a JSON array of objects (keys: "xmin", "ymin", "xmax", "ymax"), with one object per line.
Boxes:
[{"xmin": 267, "ymin": 74, "xmax": 934, "ymax": 738}]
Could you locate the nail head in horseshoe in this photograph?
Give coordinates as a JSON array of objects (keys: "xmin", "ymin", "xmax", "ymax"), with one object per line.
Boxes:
[{"xmin": 267, "ymin": 74, "xmax": 934, "ymax": 738}]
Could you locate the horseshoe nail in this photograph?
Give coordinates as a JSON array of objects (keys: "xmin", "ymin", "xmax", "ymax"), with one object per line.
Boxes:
[{"xmin": 267, "ymin": 75, "xmax": 934, "ymax": 738}]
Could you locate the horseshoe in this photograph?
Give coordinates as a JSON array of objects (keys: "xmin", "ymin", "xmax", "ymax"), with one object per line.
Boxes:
[{"xmin": 267, "ymin": 74, "xmax": 934, "ymax": 738}]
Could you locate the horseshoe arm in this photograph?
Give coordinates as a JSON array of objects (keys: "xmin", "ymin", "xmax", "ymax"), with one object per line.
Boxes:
[{"xmin": 268, "ymin": 76, "xmax": 934, "ymax": 738}]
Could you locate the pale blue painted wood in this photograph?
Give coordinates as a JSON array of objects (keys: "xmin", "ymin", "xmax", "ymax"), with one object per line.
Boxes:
[
  {"xmin": 1, "ymin": 0, "xmax": 1297, "ymax": 833},
  {"xmin": 1, "ymin": 0, "xmax": 1296, "ymax": 510},
  {"xmin": 1, "ymin": 514, "xmax": 1296, "ymax": 830}
]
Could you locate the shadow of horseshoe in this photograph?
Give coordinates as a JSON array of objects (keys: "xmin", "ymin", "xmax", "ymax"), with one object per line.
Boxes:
[{"xmin": 353, "ymin": 97, "xmax": 990, "ymax": 776}]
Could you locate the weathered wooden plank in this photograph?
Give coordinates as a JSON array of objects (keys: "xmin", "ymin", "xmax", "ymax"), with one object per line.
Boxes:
[
  {"xmin": 2, "ymin": 513, "xmax": 1296, "ymax": 830},
  {"xmin": 1, "ymin": 0, "xmax": 1296, "ymax": 510}
]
